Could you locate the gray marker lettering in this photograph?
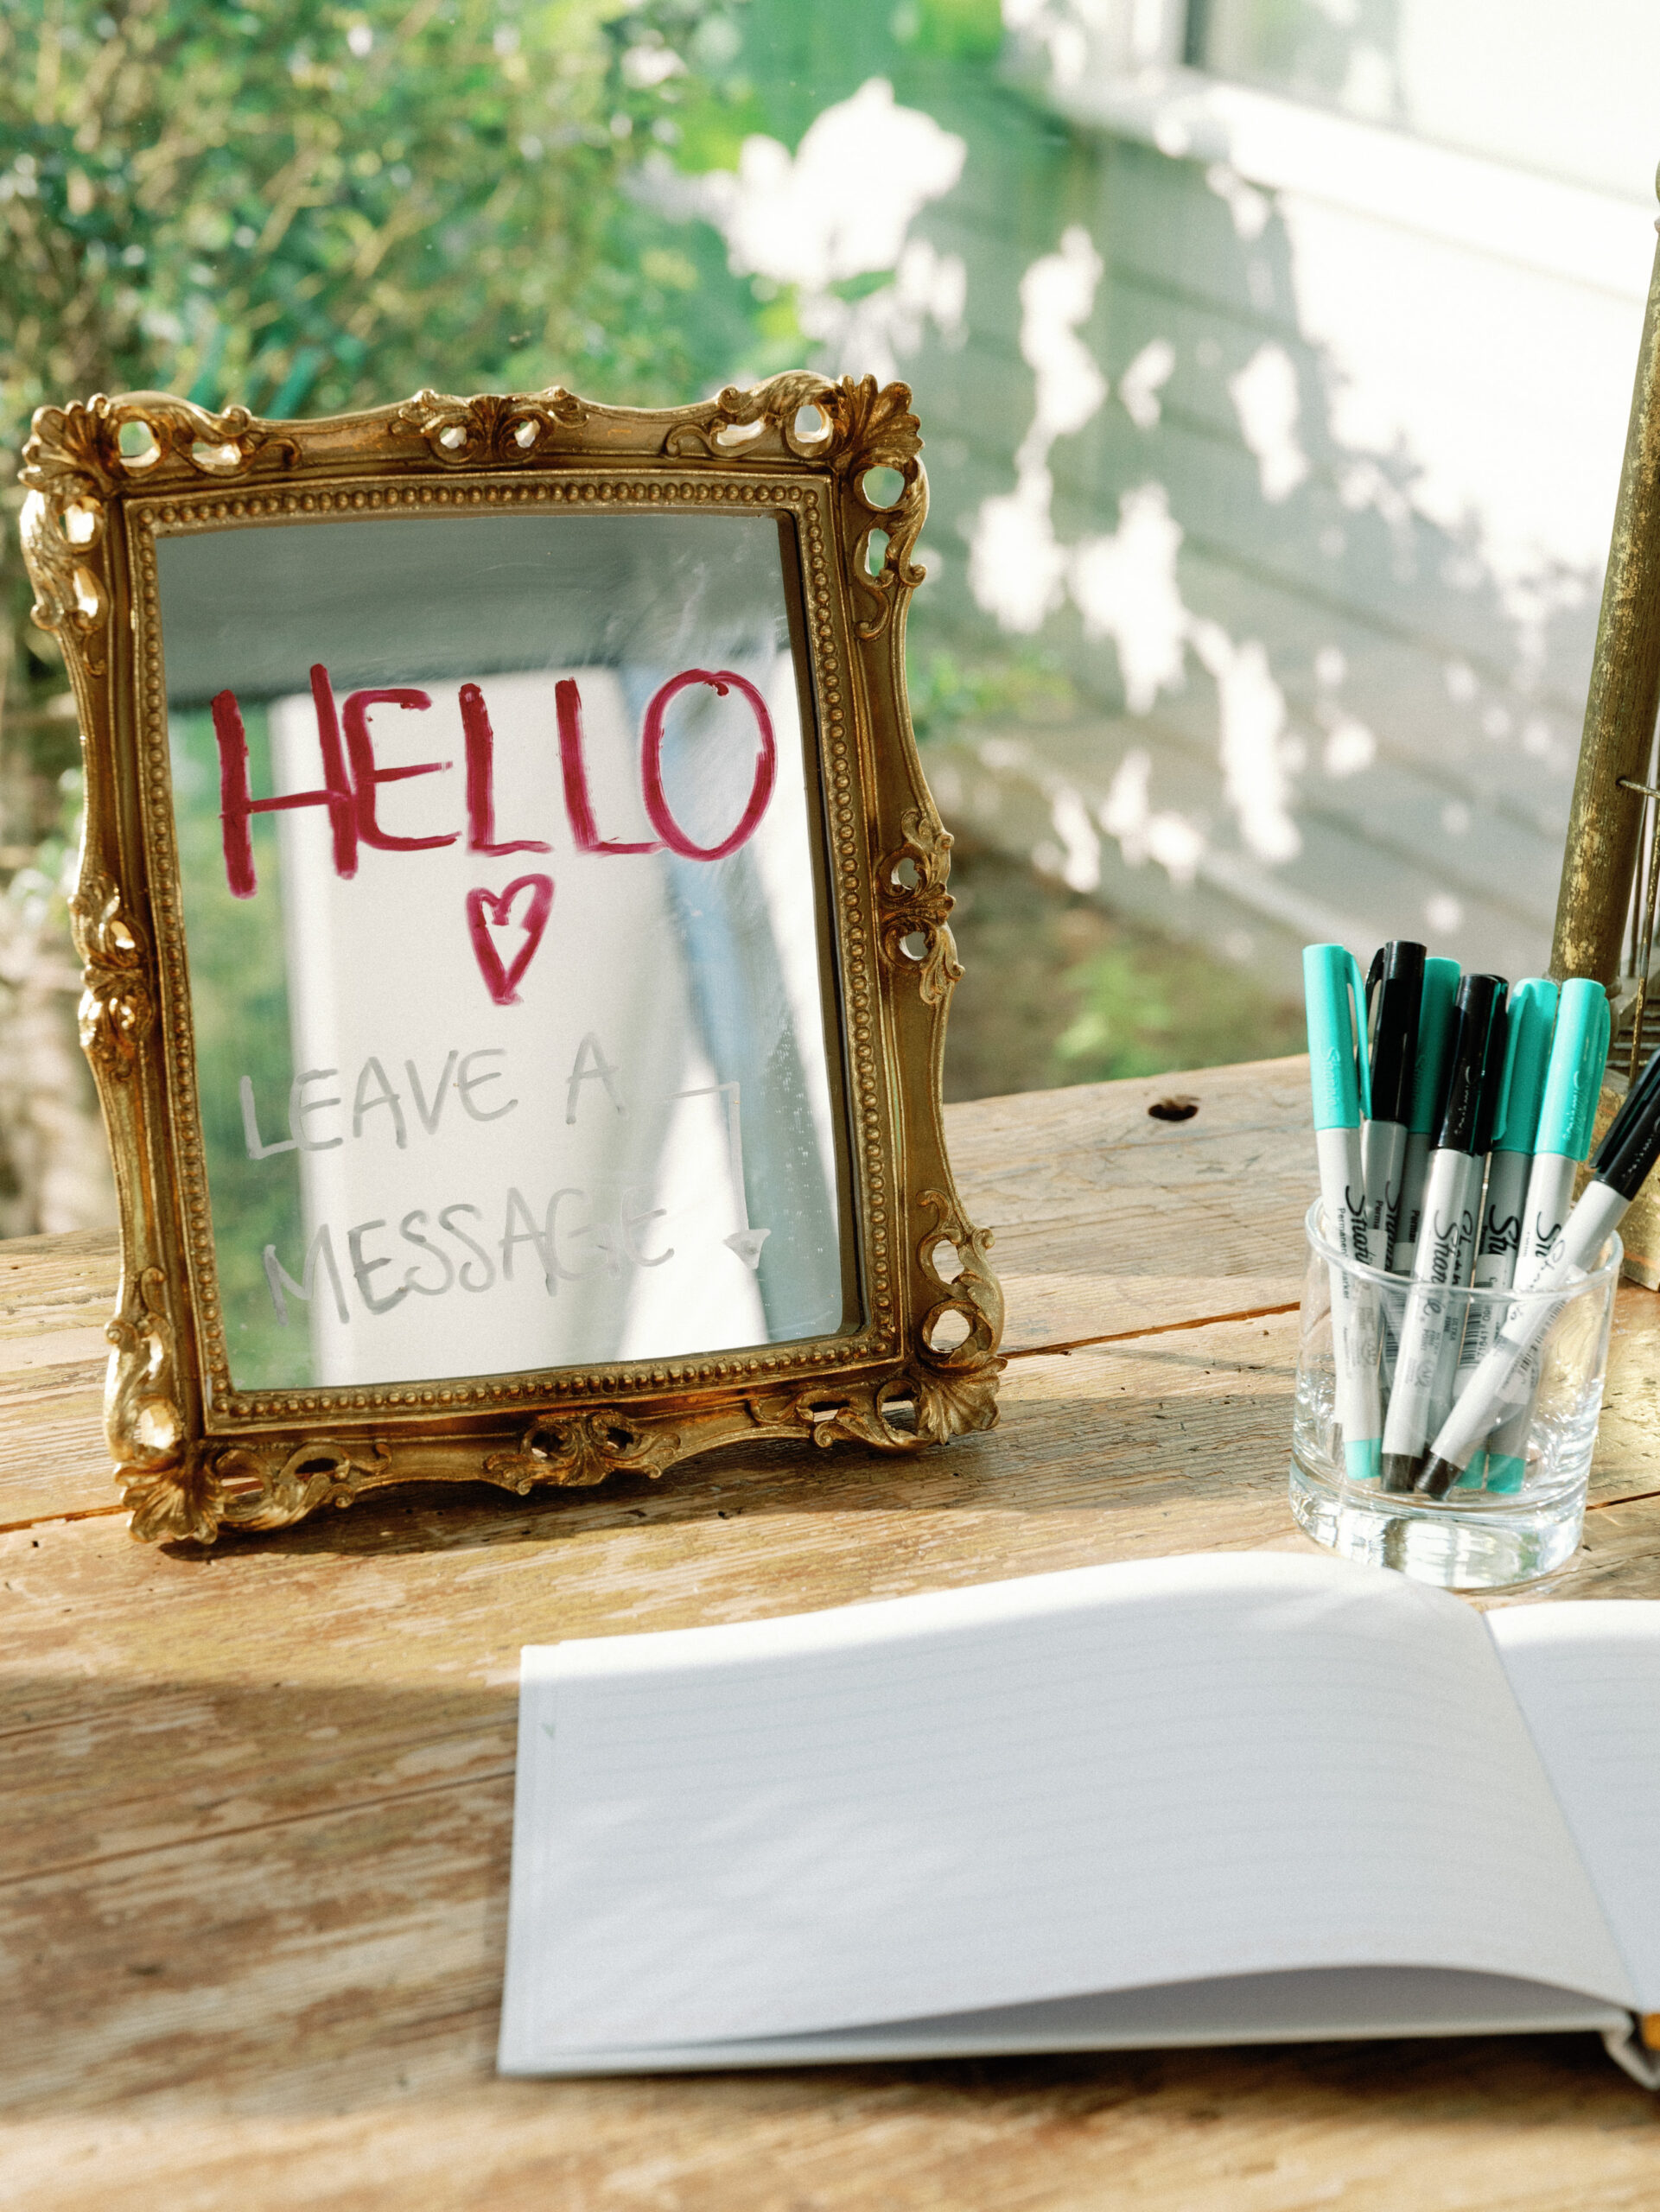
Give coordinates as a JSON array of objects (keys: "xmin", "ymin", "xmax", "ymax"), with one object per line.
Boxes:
[
  {"xmin": 405, "ymin": 1052, "xmax": 458, "ymax": 1135},
  {"xmin": 566, "ymin": 1032, "xmax": 626, "ymax": 1124},
  {"xmin": 353, "ymin": 1058, "xmax": 408, "ymax": 1149},
  {"xmin": 289, "ymin": 1068, "xmax": 343, "ymax": 1152},
  {"xmin": 457, "ymin": 1049, "xmax": 517, "ymax": 1123},
  {"xmin": 399, "ymin": 1210, "xmax": 455, "ymax": 1296},
  {"xmin": 500, "ymin": 1186, "xmax": 558, "ymax": 1294},
  {"xmin": 264, "ymin": 1224, "xmax": 350, "ymax": 1325},
  {"xmin": 438, "ymin": 1202, "xmax": 496, "ymax": 1291},
  {"xmin": 347, "ymin": 1218, "xmax": 410, "ymax": 1315},
  {"xmin": 546, "ymin": 1187, "xmax": 591, "ymax": 1281},
  {"xmin": 622, "ymin": 1194, "xmax": 672, "ymax": 1268},
  {"xmin": 240, "ymin": 1075, "xmax": 297, "ymax": 1160}
]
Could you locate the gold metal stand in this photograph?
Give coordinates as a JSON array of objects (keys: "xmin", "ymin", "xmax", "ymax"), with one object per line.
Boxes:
[
  {"xmin": 1553, "ymin": 185, "xmax": 1660, "ymax": 995},
  {"xmin": 1552, "ymin": 178, "xmax": 1660, "ymax": 1281}
]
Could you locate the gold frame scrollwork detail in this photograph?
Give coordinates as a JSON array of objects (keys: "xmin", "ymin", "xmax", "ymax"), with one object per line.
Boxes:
[
  {"xmin": 17, "ymin": 372, "xmax": 1002, "ymax": 1541},
  {"xmin": 484, "ymin": 1413, "xmax": 684, "ymax": 1492},
  {"xmin": 69, "ymin": 872, "xmax": 153, "ymax": 1077},
  {"xmin": 878, "ymin": 809, "xmax": 964, "ymax": 1008},
  {"xmin": 665, "ymin": 372, "xmax": 926, "ymax": 639},
  {"xmin": 214, "ymin": 1440, "xmax": 396, "ymax": 1531},
  {"xmin": 18, "ymin": 480, "xmax": 109, "ymax": 672},
  {"xmin": 746, "ymin": 1375, "xmax": 919, "ymax": 1454},
  {"xmin": 107, "ymin": 1266, "xmax": 194, "ymax": 1540},
  {"xmin": 105, "ymin": 1264, "xmax": 180, "ymax": 1464},
  {"xmin": 22, "ymin": 391, "xmax": 295, "ymax": 496},
  {"xmin": 913, "ymin": 1191, "xmax": 1006, "ymax": 1443},
  {"xmin": 397, "ymin": 385, "xmax": 589, "ymax": 465}
]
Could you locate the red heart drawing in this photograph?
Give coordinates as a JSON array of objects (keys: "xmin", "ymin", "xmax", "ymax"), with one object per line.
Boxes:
[{"xmin": 466, "ymin": 874, "xmax": 555, "ymax": 1006}]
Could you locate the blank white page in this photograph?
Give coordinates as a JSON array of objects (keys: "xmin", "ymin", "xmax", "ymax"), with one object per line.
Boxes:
[
  {"xmin": 499, "ymin": 1553, "xmax": 1633, "ymax": 2066},
  {"xmin": 1490, "ymin": 1602, "xmax": 1660, "ymax": 2011}
]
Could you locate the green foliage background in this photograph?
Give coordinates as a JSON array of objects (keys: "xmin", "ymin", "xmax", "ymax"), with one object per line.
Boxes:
[
  {"xmin": 0, "ymin": 0, "xmax": 800, "ymax": 829},
  {"xmin": 0, "ymin": 0, "xmax": 1026, "ymax": 885},
  {"xmin": 0, "ymin": 0, "xmax": 1294, "ymax": 1235}
]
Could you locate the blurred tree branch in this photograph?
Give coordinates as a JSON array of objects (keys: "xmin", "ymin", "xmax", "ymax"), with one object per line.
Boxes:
[
  {"xmin": 2, "ymin": 0, "xmax": 779, "ymax": 730},
  {"xmin": 0, "ymin": 0, "xmax": 781, "ymax": 1229}
]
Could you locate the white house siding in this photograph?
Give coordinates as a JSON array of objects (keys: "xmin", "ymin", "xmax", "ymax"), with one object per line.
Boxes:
[{"xmin": 879, "ymin": 68, "xmax": 1653, "ymax": 996}]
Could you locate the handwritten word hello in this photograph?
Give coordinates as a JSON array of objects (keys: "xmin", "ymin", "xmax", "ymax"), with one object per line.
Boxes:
[{"xmin": 209, "ymin": 664, "xmax": 777, "ymax": 898}]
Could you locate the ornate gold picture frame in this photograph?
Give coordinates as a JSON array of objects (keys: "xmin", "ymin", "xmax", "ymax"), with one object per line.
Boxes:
[{"xmin": 18, "ymin": 372, "xmax": 1003, "ymax": 1544}]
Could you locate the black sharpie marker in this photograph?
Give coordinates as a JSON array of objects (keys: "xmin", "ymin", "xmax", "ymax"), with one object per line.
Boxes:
[
  {"xmin": 1390, "ymin": 957, "xmax": 1461, "ymax": 1276},
  {"xmin": 1379, "ymin": 972, "xmax": 1507, "ymax": 1491},
  {"xmin": 1362, "ymin": 940, "xmax": 1425, "ymax": 1272},
  {"xmin": 1418, "ymin": 1039, "xmax": 1660, "ymax": 1497}
]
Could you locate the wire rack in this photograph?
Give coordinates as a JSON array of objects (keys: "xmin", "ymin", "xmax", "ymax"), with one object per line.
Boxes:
[{"xmin": 1612, "ymin": 716, "xmax": 1660, "ymax": 1087}]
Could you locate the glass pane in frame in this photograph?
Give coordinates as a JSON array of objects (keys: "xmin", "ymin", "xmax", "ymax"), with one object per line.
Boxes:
[{"xmin": 156, "ymin": 506, "xmax": 857, "ymax": 1396}]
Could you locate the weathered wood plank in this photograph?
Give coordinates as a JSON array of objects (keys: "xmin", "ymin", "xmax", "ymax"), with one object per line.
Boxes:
[
  {"xmin": 1584, "ymin": 1286, "xmax": 1660, "ymax": 1510},
  {"xmin": 3, "ymin": 1301, "xmax": 1660, "ymax": 2203},
  {"xmin": 949, "ymin": 1055, "xmax": 1313, "ymax": 1350},
  {"xmin": 0, "ymin": 1227, "xmax": 121, "ymax": 1529},
  {"xmin": 0, "ymin": 1061, "xmax": 1314, "ymax": 1522},
  {"xmin": 0, "ymin": 1316, "xmax": 1308, "ymax": 2165},
  {"xmin": 6, "ymin": 1065, "xmax": 1660, "ymax": 2208},
  {"xmin": 0, "ymin": 1226, "xmax": 119, "ymax": 1345},
  {"xmin": 9, "ymin": 2036, "xmax": 1660, "ymax": 2212},
  {"xmin": 0, "ymin": 1374, "xmax": 119, "ymax": 1530}
]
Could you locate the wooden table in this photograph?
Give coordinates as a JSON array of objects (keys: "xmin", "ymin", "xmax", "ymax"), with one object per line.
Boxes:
[{"xmin": 6, "ymin": 1055, "xmax": 1660, "ymax": 2209}]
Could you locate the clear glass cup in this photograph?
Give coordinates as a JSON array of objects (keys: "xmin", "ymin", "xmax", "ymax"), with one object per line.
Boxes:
[{"xmin": 1289, "ymin": 1198, "xmax": 1621, "ymax": 1589}]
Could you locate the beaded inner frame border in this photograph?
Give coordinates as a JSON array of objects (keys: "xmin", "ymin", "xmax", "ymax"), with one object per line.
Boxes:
[{"xmin": 18, "ymin": 372, "xmax": 1004, "ymax": 1542}]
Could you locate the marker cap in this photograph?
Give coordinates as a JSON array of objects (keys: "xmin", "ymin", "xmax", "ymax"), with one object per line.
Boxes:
[
  {"xmin": 1303, "ymin": 944, "xmax": 1371, "ymax": 1130},
  {"xmin": 1536, "ymin": 978, "xmax": 1612, "ymax": 1162},
  {"xmin": 1364, "ymin": 941, "xmax": 1426, "ymax": 1127},
  {"xmin": 1593, "ymin": 1040, "xmax": 1660, "ymax": 1199},
  {"xmin": 1435, "ymin": 973, "xmax": 1508, "ymax": 1155},
  {"xmin": 1490, "ymin": 978, "xmax": 1558, "ymax": 1156},
  {"xmin": 1345, "ymin": 1438, "xmax": 1381, "ymax": 1484},
  {"xmin": 1408, "ymin": 957, "xmax": 1461, "ymax": 1136}
]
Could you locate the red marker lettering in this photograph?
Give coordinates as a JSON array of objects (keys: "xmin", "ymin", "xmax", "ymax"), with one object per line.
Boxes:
[
  {"xmin": 341, "ymin": 687, "xmax": 457, "ymax": 853},
  {"xmin": 640, "ymin": 668, "xmax": 776, "ymax": 862},
  {"xmin": 466, "ymin": 874, "xmax": 556, "ymax": 1006},
  {"xmin": 213, "ymin": 671, "xmax": 358, "ymax": 898},
  {"xmin": 557, "ymin": 678, "xmax": 659, "ymax": 855},
  {"xmin": 461, "ymin": 682, "xmax": 550, "ymax": 856}
]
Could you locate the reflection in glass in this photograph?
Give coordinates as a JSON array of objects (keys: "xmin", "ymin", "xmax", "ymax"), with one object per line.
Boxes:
[{"xmin": 158, "ymin": 511, "xmax": 852, "ymax": 1394}]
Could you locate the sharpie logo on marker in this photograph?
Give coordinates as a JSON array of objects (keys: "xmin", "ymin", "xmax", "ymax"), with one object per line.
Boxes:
[
  {"xmin": 1531, "ymin": 1214, "xmax": 1565, "ymax": 1263},
  {"xmin": 1484, "ymin": 1208, "xmax": 1520, "ymax": 1256},
  {"xmin": 1345, "ymin": 1181, "xmax": 1374, "ymax": 1265},
  {"xmin": 1427, "ymin": 1205, "xmax": 1474, "ymax": 1286}
]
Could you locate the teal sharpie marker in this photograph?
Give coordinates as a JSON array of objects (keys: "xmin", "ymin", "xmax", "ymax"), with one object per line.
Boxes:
[
  {"xmin": 1390, "ymin": 957, "xmax": 1462, "ymax": 1276},
  {"xmin": 1481, "ymin": 978, "xmax": 1611, "ymax": 1493},
  {"xmin": 1449, "ymin": 978, "xmax": 1556, "ymax": 1486},
  {"xmin": 1304, "ymin": 944, "xmax": 1383, "ymax": 1483}
]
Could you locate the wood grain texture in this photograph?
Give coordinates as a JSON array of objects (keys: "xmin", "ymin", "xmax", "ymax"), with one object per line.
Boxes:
[
  {"xmin": 0, "ymin": 1227, "xmax": 120, "ymax": 1528},
  {"xmin": 948, "ymin": 1055, "xmax": 1313, "ymax": 1352},
  {"xmin": 0, "ymin": 1059, "xmax": 1315, "ymax": 1526},
  {"xmin": 5, "ymin": 1058, "xmax": 1660, "ymax": 2208}
]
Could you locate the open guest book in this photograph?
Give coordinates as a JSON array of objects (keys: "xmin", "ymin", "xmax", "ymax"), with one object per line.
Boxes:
[{"xmin": 498, "ymin": 1552, "xmax": 1660, "ymax": 2084}]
